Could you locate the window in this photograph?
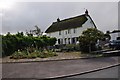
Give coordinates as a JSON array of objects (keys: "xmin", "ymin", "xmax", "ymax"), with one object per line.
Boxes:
[
  {"xmin": 68, "ymin": 29, "xmax": 71, "ymax": 34},
  {"xmin": 58, "ymin": 39, "xmax": 63, "ymax": 44},
  {"xmin": 68, "ymin": 38, "xmax": 70, "ymax": 44},
  {"xmin": 65, "ymin": 31, "xmax": 67, "ymax": 35},
  {"xmin": 72, "ymin": 38, "xmax": 75, "ymax": 44},
  {"xmin": 59, "ymin": 31, "xmax": 61, "ymax": 35},
  {"xmin": 61, "ymin": 39, "xmax": 63, "ymax": 44},
  {"xmin": 76, "ymin": 37, "xmax": 79, "ymax": 41},
  {"xmin": 58, "ymin": 39, "xmax": 60, "ymax": 44},
  {"xmin": 64, "ymin": 38, "xmax": 67, "ymax": 44},
  {"xmin": 73, "ymin": 28, "xmax": 76, "ymax": 33}
]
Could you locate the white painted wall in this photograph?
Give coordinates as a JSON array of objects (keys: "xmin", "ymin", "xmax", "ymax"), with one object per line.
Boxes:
[
  {"xmin": 47, "ymin": 15, "xmax": 96, "ymax": 45},
  {"xmin": 110, "ymin": 32, "xmax": 120, "ymax": 40}
]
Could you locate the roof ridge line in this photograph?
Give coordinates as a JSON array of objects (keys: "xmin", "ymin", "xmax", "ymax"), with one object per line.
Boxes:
[{"xmin": 53, "ymin": 14, "xmax": 86, "ymax": 23}]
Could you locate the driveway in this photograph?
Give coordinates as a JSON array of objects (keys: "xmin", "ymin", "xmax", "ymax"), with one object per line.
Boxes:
[{"xmin": 2, "ymin": 57, "xmax": 119, "ymax": 79}]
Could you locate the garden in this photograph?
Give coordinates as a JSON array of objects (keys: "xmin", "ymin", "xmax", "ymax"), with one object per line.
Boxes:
[{"xmin": 1, "ymin": 27, "xmax": 114, "ymax": 61}]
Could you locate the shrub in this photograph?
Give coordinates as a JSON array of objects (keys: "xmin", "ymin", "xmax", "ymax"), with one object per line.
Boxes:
[
  {"xmin": 79, "ymin": 28, "xmax": 104, "ymax": 53},
  {"xmin": 2, "ymin": 32, "xmax": 57, "ymax": 57},
  {"xmin": 62, "ymin": 44, "xmax": 80, "ymax": 52},
  {"xmin": 10, "ymin": 50, "xmax": 58, "ymax": 59}
]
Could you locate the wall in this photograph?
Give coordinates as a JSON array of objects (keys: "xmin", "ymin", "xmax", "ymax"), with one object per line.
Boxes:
[{"xmin": 110, "ymin": 32, "xmax": 120, "ymax": 40}]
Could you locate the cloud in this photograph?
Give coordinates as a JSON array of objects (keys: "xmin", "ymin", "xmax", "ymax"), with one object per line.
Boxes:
[{"xmin": 2, "ymin": 2, "xmax": 118, "ymax": 34}]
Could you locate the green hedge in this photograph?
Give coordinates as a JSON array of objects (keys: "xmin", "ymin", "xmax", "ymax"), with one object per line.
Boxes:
[
  {"xmin": 10, "ymin": 50, "xmax": 58, "ymax": 59},
  {"xmin": 2, "ymin": 32, "xmax": 57, "ymax": 57}
]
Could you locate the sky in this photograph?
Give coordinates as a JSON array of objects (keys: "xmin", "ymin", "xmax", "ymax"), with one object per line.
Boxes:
[{"xmin": 0, "ymin": 0, "xmax": 119, "ymax": 34}]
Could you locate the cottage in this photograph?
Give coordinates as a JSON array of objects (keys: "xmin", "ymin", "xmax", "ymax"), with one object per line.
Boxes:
[{"xmin": 45, "ymin": 10, "xmax": 97, "ymax": 45}]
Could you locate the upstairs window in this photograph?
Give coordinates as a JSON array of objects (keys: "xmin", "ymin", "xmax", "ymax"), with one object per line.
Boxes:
[
  {"xmin": 73, "ymin": 28, "xmax": 76, "ymax": 33},
  {"xmin": 68, "ymin": 29, "xmax": 71, "ymax": 34},
  {"xmin": 65, "ymin": 31, "xmax": 67, "ymax": 35},
  {"xmin": 59, "ymin": 31, "xmax": 61, "ymax": 35}
]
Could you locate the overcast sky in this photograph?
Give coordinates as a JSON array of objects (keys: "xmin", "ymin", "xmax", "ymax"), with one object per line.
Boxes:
[{"xmin": 1, "ymin": 2, "xmax": 118, "ymax": 34}]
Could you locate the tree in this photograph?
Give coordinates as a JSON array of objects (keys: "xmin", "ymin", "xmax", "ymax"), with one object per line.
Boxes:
[
  {"xmin": 2, "ymin": 31, "xmax": 57, "ymax": 57},
  {"xmin": 48, "ymin": 37, "xmax": 57, "ymax": 46},
  {"xmin": 104, "ymin": 32, "xmax": 111, "ymax": 41},
  {"xmin": 32, "ymin": 25, "xmax": 43, "ymax": 36},
  {"xmin": 79, "ymin": 28, "xmax": 104, "ymax": 53},
  {"xmin": 26, "ymin": 25, "xmax": 43, "ymax": 37}
]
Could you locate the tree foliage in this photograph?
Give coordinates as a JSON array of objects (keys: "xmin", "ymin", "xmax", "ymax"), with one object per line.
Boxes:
[
  {"xmin": 26, "ymin": 25, "xmax": 43, "ymax": 37},
  {"xmin": 79, "ymin": 28, "xmax": 104, "ymax": 53},
  {"xmin": 2, "ymin": 32, "xmax": 57, "ymax": 57}
]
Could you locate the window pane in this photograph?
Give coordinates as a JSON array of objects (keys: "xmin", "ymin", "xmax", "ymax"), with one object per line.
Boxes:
[
  {"xmin": 74, "ymin": 28, "xmax": 75, "ymax": 33},
  {"xmin": 59, "ymin": 31, "xmax": 61, "ymax": 35},
  {"xmin": 68, "ymin": 29, "xmax": 71, "ymax": 34}
]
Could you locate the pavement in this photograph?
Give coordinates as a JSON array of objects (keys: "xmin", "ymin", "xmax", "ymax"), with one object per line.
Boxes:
[{"xmin": 2, "ymin": 57, "xmax": 119, "ymax": 79}]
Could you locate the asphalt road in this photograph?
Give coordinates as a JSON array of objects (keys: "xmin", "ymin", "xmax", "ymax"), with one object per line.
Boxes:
[
  {"xmin": 2, "ymin": 57, "xmax": 119, "ymax": 79},
  {"xmin": 68, "ymin": 65, "xmax": 119, "ymax": 78}
]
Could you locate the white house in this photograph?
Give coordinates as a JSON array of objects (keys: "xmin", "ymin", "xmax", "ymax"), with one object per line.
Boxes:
[{"xmin": 45, "ymin": 10, "xmax": 97, "ymax": 45}]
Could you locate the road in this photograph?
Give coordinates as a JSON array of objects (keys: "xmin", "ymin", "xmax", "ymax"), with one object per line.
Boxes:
[
  {"xmin": 68, "ymin": 65, "xmax": 119, "ymax": 78},
  {"xmin": 2, "ymin": 57, "xmax": 119, "ymax": 79}
]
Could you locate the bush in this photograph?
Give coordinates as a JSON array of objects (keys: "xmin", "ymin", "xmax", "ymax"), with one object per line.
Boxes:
[
  {"xmin": 2, "ymin": 32, "xmax": 57, "ymax": 57},
  {"xmin": 79, "ymin": 28, "xmax": 104, "ymax": 53},
  {"xmin": 10, "ymin": 51, "xmax": 28, "ymax": 59},
  {"xmin": 62, "ymin": 44, "xmax": 80, "ymax": 52},
  {"xmin": 10, "ymin": 50, "xmax": 58, "ymax": 59}
]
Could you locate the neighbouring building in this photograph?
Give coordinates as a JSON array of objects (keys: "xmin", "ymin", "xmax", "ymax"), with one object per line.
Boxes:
[
  {"xmin": 110, "ymin": 30, "xmax": 120, "ymax": 40},
  {"xmin": 45, "ymin": 10, "xmax": 97, "ymax": 45}
]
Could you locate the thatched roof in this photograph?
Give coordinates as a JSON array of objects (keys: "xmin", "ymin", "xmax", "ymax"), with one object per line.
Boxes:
[
  {"xmin": 45, "ymin": 10, "xmax": 96, "ymax": 33},
  {"xmin": 45, "ymin": 14, "xmax": 88, "ymax": 33}
]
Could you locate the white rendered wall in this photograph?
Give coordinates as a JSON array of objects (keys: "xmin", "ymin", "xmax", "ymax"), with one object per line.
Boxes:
[{"xmin": 110, "ymin": 33, "xmax": 120, "ymax": 40}]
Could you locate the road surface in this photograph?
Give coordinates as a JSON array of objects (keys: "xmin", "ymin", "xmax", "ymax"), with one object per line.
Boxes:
[
  {"xmin": 2, "ymin": 57, "xmax": 119, "ymax": 79},
  {"xmin": 68, "ymin": 65, "xmax": 119, "ymax": 78}
]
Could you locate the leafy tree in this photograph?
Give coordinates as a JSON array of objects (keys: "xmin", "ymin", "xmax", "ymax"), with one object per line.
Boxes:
[
  {"xmin": 16, "ymin": 32, "xmax": 24, "ymax": 37},
  {"xmin": 2, "ymin": 32, "xmax": 57, "ymax": 57},
  {"xmin": 2, "ymin": 33, "xmax": 18, "ymax": 56},
  {"xmin": 26, "ymin": 30, "xmax": 33, "ymax": 37},
  {"xmin": 79, "ymin": 28, "xmax": 104, "ymax": 53},
  {"xmin": 26, "ymin": 25, "xmax": 43, "ymax": 37},
  {"xmin": 48, "ymin": 37, "xmax": 57, "ymax": 46},
  {"xmin": 33, "ymin": 25, "xmax": 43, "ymax": 36},
  {"xmin": 104, "ymin": 31, "xmax": 111, "ymax": 40}
]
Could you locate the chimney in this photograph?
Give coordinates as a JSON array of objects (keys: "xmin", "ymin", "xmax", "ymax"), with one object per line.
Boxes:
[
  {"xmin": 85, "ymin": 9, "xmax": 88, "ymax": 15},
  {"xmin": 57, "ymin": 18, "xmax": 60, "ymax": 22}
]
